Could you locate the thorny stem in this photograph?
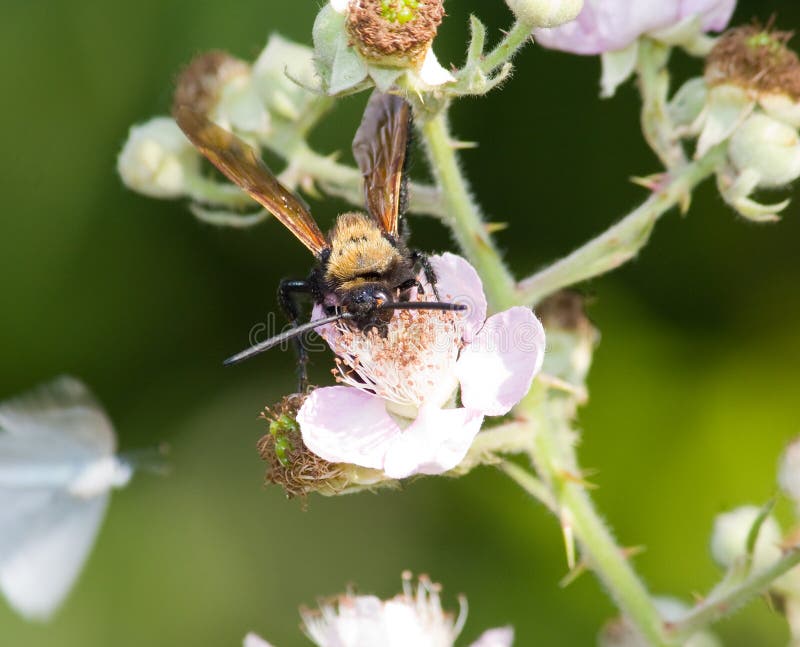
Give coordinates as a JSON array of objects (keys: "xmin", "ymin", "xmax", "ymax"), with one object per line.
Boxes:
[
  {"xmin": 515, "ymin": 144, "xmax": 727, "ymax": 306},
  {"xmin": 420, "ymin": 112, "xmax": 517, "ymax": 311},
  {"xmin": 514, "ymin": 387, "xmax": 671, "ymax": 646},
  {"xmin": 481, "ymin": 20, "xmax": 534, "ymax": 76},
  {"xmin": 667, "ymin": 546, "xmax": 800, "ymax": 642}
]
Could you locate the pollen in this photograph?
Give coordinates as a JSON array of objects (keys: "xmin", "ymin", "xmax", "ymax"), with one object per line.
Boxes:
[{"xmin": 327, "ymin": 290, "xmax": 465, "ymax": 411}]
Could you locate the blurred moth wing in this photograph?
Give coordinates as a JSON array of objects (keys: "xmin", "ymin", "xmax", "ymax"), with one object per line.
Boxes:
[
  {"xmin": 0, "ymin": 376, "xmax": 132, "ymax": 621},
  {"xmin": 173, "ymin": 105, "xmax": 328, "ymax": 256}
]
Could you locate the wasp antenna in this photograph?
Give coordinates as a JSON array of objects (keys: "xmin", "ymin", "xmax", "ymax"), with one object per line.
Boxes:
[
  {"xmin": 379, "ymin": 302, "xmax": 468, "ymax": 312},
  {"xmin": 223, "ymin": 312, "xmax": 352, "ymax": 366}
]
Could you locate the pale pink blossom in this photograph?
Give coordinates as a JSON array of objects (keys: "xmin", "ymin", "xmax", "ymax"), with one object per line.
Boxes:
[
  {"xmin": 244, "ymin": 573, "xmax": 514, "ymax": 647},
  {"xmin": 533, "ymin": 0, "xmax": 735, "ymax": 54},
  {"xmin": 297, "ymin": 253, "xmax": 545, "ymax": 479}
]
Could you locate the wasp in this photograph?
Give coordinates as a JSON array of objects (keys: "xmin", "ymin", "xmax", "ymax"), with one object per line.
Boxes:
[{"xmin": 174, "ymin": 91, "xmax": 464, "ymax": 387}]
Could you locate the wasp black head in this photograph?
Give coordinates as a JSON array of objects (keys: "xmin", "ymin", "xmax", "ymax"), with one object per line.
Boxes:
[{"xmin": 340, "ymin": 283, "xmax": 394, "ymax": 330}]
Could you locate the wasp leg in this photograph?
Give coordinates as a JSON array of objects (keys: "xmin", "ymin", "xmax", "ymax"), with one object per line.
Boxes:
[
  {"xmin": 410, "ymin": 249, "xmax": 441, "ymax": 300},
  {"xmin": 278, "ymin": 279, "xmax": 313, "ymax": 392}
]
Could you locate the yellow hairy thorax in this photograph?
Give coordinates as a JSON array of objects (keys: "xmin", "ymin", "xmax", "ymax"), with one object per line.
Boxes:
[{"xmin": 325, "ymin": 212, "xmax": 401, "ymax": 284}]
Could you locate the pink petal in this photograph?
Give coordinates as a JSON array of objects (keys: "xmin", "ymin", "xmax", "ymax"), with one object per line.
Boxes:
[
  {"xmin": 535, "ymin": 1, "xmax": 675, "ymax": 54},
  {"xmin": 428, "ymin": 253, "xmax": 487, "ymax": 342},
  {"xmin": 681, "ymin": 0, "xmax": 736, "ymax": 31},
  {"xmin": 457, "ymin": 307, "xmax": 545, "ymax": 416},
  {"xmin": 470, "ymin": 626, "xmax": 515, "ymax": 647},
  {"xmin": 382, "ymin": 406, "xmax": 484, "ymax": 479},
  {"xmin": 298, "ymin": 387, "xmax": 401, "ymax": 469}
]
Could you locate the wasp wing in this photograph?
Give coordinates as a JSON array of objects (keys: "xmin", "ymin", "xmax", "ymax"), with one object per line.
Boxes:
[
  {"xmin": 174, "ymin": 106, "xmax": 328, "ymax": 256},
  {"xmin": 352, "ymin": 92, "xmax": 410, "ymax": 238}
]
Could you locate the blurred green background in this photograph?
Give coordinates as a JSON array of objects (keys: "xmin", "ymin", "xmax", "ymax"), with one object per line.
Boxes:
[{"xmin": 1, "ymin": 1, "xmax": 799, "ymax": 645}]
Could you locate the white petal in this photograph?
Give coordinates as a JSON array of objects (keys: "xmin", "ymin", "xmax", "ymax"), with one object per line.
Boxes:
[
  {"xmin": 243, "ymin": 633, "xmax": 276, "ymax": 647},
  {"xmin": 330, "ymin": 0, "xmax": 349, "ymax": 13},
  {"xmin": 470, "ymin": 626, "xmax": 515, "ymax": 647},
  {"xmin": 298, "ymin": 387, "xmax": 401, "ymax": 470},
  {"xmin": 383, "ymin": 406, "xmax": 484, "ymax": 478},
  {"xmin": 457, "ymin": 307, "xmax": 546, "ymax": 416},
  {"xmin": 418, "ymin": 48, "xmax": 455, "ymax": 87}
]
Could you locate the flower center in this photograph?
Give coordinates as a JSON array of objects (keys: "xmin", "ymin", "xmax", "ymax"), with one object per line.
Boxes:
[
  {"xmin": 380, "ymin": 0, "xmax": 419, "ymax": 24},
  {"xmin": 328, "ymin": 305, "xmax": 464, "ymax": 413}
]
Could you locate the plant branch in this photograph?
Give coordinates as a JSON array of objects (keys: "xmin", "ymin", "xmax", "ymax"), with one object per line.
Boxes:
[
  {"xmin": 515, "ymin": 388, "xmax": 671, "ymax": 646},
  {"xmin": 667, "ymin": 546, "xmax": 800, "ymax": 642},
  {"xmin": 420, "ymin": 112, "xmax": 517, "ymax": 311},
  {"xmin": 516, "ymin": 144, "xmax": 726, "ymax": 306}
]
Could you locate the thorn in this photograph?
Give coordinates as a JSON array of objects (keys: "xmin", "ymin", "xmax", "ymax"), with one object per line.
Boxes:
[
  {"xmin": 630, "ymin": 173, "xmax": 666, "ymax": 191},
  {"xmin": 449, "ymin": 139, "xmax": 479, "ymax": 150},
  {"xmin": 559, "ymin": 559, "xmax": 588, "ymax": 588},
  {"xmin": 562, "ymin": 517, "xmax": 576, "ymax": 570},
  {"xmin": 621, "ymin": 545, "xmax": 646, "ymax": 560},
  {"xmin": 558, "ymin": 468, "xmax": 599, "ymax": 490},
  {"xmin": 679, "ymin": 190, "xmax": 692, "ymax": 215},
  {"xmin": 484, "ymin": 221, "xmax": 508, "ymax": 234}
]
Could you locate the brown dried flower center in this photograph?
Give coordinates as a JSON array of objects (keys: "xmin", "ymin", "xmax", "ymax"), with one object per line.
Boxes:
[
  {"xmin": 172, "ymin": 50, "xmax": 249, "ymax": 116},
  {"xmin": 706, "ymin": 24, "xmax": 800, "ymax": 101},
  {"xmin": 346, "ymin": 0, "xmax": 445, "ymax": 62}
]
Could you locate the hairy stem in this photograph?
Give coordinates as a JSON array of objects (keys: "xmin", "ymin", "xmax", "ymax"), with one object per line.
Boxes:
[
  {"xmin": 667, "ymin": 546, "xmax": 800, "ymax": 641},
  {"xmin": 420, "ymin": 112, "xmax": 517, "ymax": 311},
  {"xmin": 516, "ymin": 145, "xmax": 726, "ymax": 306},
  {"xmin": 481, "ymin": 20, "xmax": 534, "ymax": 75},
  {"xmin": 516, "ymin": 388, "xmax": 670, "ymax": 646}
]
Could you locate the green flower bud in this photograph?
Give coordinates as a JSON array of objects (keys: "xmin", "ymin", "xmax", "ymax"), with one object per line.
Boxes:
[
  {"xmin": 710, "ymin": 505, "xmax": 783, "ymax": 572},
  {"xmin": 505, "ymin": 0, "xmax": 583, "ymax": 29},
  {"xmin": 117, "ymin": 117, "xmax": 199, "ymax": 199},
  {"xmin": 729, "ymin": 113, "xmax": 800, "ymax": 188}
]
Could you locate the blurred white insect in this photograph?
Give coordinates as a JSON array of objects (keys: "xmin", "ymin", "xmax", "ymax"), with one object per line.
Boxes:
[{"xmin": 0, "ymin": 376, "xmax": 133, "ymax": 621}]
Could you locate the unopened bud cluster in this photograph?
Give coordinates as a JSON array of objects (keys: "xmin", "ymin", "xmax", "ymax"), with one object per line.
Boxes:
[{"xmin": 669, "ymin": 24, "xmax": 800, "ymax": 222}]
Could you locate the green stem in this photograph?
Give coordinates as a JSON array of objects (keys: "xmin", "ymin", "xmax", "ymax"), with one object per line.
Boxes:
[
  {"xmin": 637, "ymin": 38, "xmax": 686, "ymax": 170},
  {"xmin": 516, "ymin": 389, "xmax": 670, "ymax": 646},
  {"xmin": 516, "ymin": 145, "xmax": 726, "ymax": 306},
  {"xmin": 184, "ymin": 175, "xmax": 255, "ymax": 209},
  {"xmin": 291, "ymin": 143, "xmax": 444, "ymax": 218},
  {"xmin": 481, "ymin": 20, "xmax": 534, "ymax": 75},
  {"xmin": 667, "ymin": 546, "xmax": 800, "ymax": 641},
  {"xmin": 420, "ymin": 112, "xmax": 517, "ymax": 311},
  {"xmin": 501, "ymin": 460, "xmax": 557, "ymax": 513}
]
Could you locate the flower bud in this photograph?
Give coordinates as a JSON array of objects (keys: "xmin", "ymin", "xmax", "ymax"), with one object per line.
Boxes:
[
  {"xmin": 505, "ymin": 0, "xmax": 582, "ymax": 29},
  {"xmin": 710, "ymin": 505, "xmax": 783, "ymax": 572},
  {"xmin": 173, "ymin": 50, "xmax": 269, "ymax": 135},
  {"xmin": 779, "ymin": 437, "xmax": 800, "ymax": 507},
  {"xmin": 258, "ymin": 393, "xmax": 390, "ymax": 498},
  {"xmin": 117, "ymin": 117, "xmax": 199, "ymax": 198},
  {"xmin": 536, "ymin": 291, "xmax": 598, "ymax": 394},
  {"xmin": 728, "ymin": 113, "xmax": 800, "ymax": 188},
  {"xmin": 252, "ymin": 35, "xmax": 323, "ymax": 122}
]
